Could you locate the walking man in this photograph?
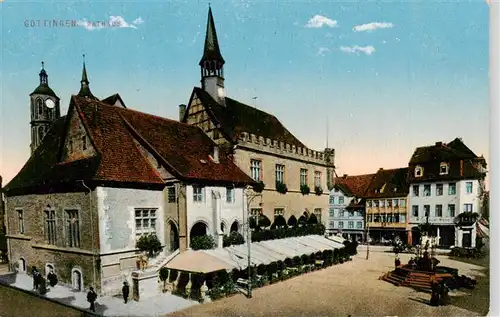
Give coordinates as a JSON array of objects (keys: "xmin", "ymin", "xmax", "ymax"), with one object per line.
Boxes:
[
  {"xmin": 31, "ymin": 266, "xmax": 40, "ymax": 290},
  {"xmin": 87, "ymin": 286, "xmax": 97, "ymax": 312},
  {"xmin": 122, "ymin": 281, "xmax": 130, "ymax": 303}
]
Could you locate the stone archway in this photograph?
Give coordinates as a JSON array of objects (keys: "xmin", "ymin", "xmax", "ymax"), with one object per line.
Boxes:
[
  {"xmin": 18, "ymin": 258, "xmax": 26, "ymax": 273},
  {"xmin": 71, "ymin": 268, "xmax": 83, "ymax": 291},
  {"xmin": 220, "ymin": 222, "xmax": 227, "ymax": 234},
  {"xmin": 190, "ymin": 222, "xmax": 208, "ymax": 239},
  {"xmin": 230, "ymin": 221, "xmax": 239, "ymax": 233},
  {"xmin": 168, "ymin": 221, "xmax": 179, "ymax": 252}
]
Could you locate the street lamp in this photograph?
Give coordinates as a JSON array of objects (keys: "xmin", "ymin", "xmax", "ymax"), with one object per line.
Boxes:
[{"xmin": 244, "ymin": 187, "xmax": 262, "ymax": 299}]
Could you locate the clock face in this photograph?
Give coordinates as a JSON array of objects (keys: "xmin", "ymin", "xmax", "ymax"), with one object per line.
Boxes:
[
  {"xmin": 45, "ymin": 99, "xmax": 55, "ymax": 109},
  {"xmin": 217, "ymin": 86, "xmax": 225, "ymax": 98}
]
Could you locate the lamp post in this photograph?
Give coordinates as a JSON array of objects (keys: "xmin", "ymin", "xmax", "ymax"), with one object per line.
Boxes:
[{"xmin": 244, "ymin": 187, "xmax": 262, "ymax": 299}]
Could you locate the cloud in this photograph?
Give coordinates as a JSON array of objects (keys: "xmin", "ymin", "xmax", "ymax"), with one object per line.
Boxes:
[
  {"xmin": 78, "ymin": 16, "xmax": 144, "ymax": 31},
  {"xmin": 340, "ymin": 45, "xmax": 376, "ymax": 55},
  {"xmin": 305, "ymin": 15, "xmax": 338, "ymax": 28},
  {"xmin": 353, "ymin": 22, "xmax": 393, "ymax": 32},
  {"xmin": 317, "ymin": 47, "xmax": 330, "ymax": 56}
]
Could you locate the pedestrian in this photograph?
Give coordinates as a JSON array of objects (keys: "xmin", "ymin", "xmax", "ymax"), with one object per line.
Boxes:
[
  {"xmin": 87, "ymin": 286, "xmax": 97, "ymax": 312},
  {"xmin": 430, "ymin": 280, "xmax": 440, "ymax": 306},
  {"xmin": 47, "ymin": 269, "xmax": 58, "ymax": 287},
  {"xmin": 31, "ymin": 266, "xmax": 40, "ymax": 290},
  {"xmin": 122, "ymin": 281, "xmax": 130, "ymax": 303},
  {"xmin": 395, "ymin": 256, "xmax": 401, "ymax": 268}
]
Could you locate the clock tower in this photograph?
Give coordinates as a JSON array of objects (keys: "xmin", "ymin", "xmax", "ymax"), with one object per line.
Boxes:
[
  {"xmin": 29, "ymin": 61, "xmax": 61, "ymax": 154},
  {"xmin": 200, "ymin": 6, "xmax": 226, "ymax": 105}
]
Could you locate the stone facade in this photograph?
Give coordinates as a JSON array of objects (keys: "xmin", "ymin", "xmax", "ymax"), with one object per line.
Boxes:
[{"xmin": 5, "ymin": 191, "xmax": 100, "ymax": 292}]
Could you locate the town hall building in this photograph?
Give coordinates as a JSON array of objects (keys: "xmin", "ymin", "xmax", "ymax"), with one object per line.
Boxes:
[{"xmin": 181, "ymin": 7, "xmax": 336, "ymax": 225}]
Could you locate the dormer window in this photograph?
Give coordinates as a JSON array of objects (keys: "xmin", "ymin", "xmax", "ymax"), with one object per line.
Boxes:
[
  {"xmin": 439, "ymin": 162, "xmax": 449, "ymax": 175},
  {"xmin": 415, "ymin": 166, "xmax": 424, "ymax": 177}
]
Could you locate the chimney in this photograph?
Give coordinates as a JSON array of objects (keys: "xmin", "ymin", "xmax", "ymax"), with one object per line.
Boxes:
[
  {"xmin": 213, "ymin": 146, "xmax": 219, "ymax": 163},
  {"xmin": 379, "ymin": 168, "xmax": 383, "ymax": 171},
  {"xmin": 343, "ymin": 174, "xmax": 348, "ymax": 178},
  {"xmin": 179, "ymin": 104, "xmax": 187, "ymax": 122},
  {"xmin": 435, "ymin": 141, "xmax": 443, "ymax": 147}
]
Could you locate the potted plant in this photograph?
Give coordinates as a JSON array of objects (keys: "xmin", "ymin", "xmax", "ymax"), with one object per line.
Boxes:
[
  {"xmin": 300, "ymin": 184, "xmax": 310, "ymax": 195},
  {"xmin": 275, "ymin": 181, "xmax": 288, "ymax": 194},
  {"xmin": 314, "ymin": 186, "xmax": 323, "ymax": 196},
  {"xmin": 252, "ymin": 181, "xmax": 265, "ymax": 193}
]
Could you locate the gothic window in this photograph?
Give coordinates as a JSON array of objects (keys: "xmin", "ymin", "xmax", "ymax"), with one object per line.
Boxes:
[
  {"xmin": 65, "ymin": 210, "xmax": 80, "ymax": 248},
  {"xmin": 37, "ymin": 98, "xmax": 43, "ymax": 116},
  {"xmin": 38, "ymin": 126, "xmax": 44, "ymax": 143}
]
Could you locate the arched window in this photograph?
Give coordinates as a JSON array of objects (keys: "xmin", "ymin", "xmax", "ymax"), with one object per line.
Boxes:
[
  {"xmin": 38, "ymin": 126, "xmax": 44, "ymax": 143},
  {"xmin": 36, "ymin": 98, "xmax": 43, "ymax": 116}
]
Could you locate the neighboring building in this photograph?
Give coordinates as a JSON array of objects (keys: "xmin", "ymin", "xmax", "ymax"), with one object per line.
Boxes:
[
  {"xmin": 407, "ymin": 138, "xmax": 487, "ymax": 248},
  {"xmin": 181, "ymin": 8, "xmax": 335, "ymax": 225},
  {"xmin": 329, "ymin": 174, "xmax": 375, "ymax": 242},
  {"xmin": 0, "ymin": 175, "xmax": 6, "ymax": 257},
  {"xmin": 3, "ymin": 63, "xmax": 254, "ymax": 296},
  {"xmin": 365, "ymin": 168, "xmax": 410, "ymax": 244}
]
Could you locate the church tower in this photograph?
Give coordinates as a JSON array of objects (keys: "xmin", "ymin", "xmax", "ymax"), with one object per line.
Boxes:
[
  {"xmin": 29, "ymin": 62, "xmax": 61, "ymax": 154},
  {"xmin": 200, "ymin": 6, "xmax": 226, "ymax": 105},
  {"xmin": 76, "ymin": 55, "xmax": 98, "ymax": 100}
]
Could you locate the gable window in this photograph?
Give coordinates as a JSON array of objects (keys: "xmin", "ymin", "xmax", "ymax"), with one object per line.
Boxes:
[
  {"xmin": 415, "ymin": 166, "xmax": 423, "ymax": 177},
  {"xmin": 275, "ymin": 164, "xmax": 285, "ymax": 183},
  {"xmin": 226, "ymin": 187, "xmax": 234, "ymax": 203},
  {"xmin": 314, "ymin": 171, "xmax": 322, "ymax": 187},
  {"xmin": 436, "ymin": 184, "xmax": 443, "ymax": 196},
  {"xmin": 274, "ymin": 208, "xmax": 284, "ymax": 219},
  {"xmin": 334, "ymin": 188, "xmax": 339, "ymax": 193},
  {"xmin": 464, "ymin": 204, "xmax": 473, "ymax": 212},
  {"xmin": 447, "ymin": 204, "xmax": 456, "ymax": 217},
  {"xmin": 338, "ymin": 196, "xmax": 344, "ymax": 204},
  {"xmin": 329, "ymin": 196, "xmax": 335, "ymax": 205},
  {"xmin": 439, "ymin": 162, "xmax": 449, "ymax": 175},
  {"xmin": 412, "ymin": 185, "xmax": 419, "ymax": 197},
  {"xmin": 82, "ymin": 136, "xmax": 87, "ymax": 150},
  {"xmin": 65, "ymin": 210, "xmax": 80, "ymax": 248},
  {"xmin": 423, "ymin": 184, "xmax": 431, "ymax": 197},
  {"xmin": 250, "ymin": 160, "xmax": 262, "ymax": 181},
  {"xmin": 300, "ymin": 169, "xmax": 308, "ymax": 186},
  {"xmin": 466, "ymin": 182, "xmax": 473, "ymax": 194},
  {"xmin": 17, "ymin": 209, "xmax": 25, "ymax": 234},
  {"xmin": 167, "ymin": 187, "xmax": 176, "ymax": 203},
  {"xmin": 193, "ymin": 186, "xmax": 204, "ymax": 203},
  {"xmin": 435, "ymin": 204, "xmax": 443, "ymax": 217},
  {"xmin": 448, "ymin": 183, "xmax": 456, "ymax": 195},
  {"xmin": 314, "ymin": 208, "xmax": 322, "ymax": 222},
  {"xmin": 412, "ymin": 205, "xmax": 419, "ymax": 217},
  {"xmin": 44, "ymin": 210, "xmax": 57, "ymax": 244}
]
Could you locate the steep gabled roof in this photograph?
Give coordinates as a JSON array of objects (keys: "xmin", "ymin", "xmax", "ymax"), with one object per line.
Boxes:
[
  {"xmin": 335, "ymin": 173, "xmax": 376, "ymax": 198},
  {"xmin": 365, "ymin": 168, "xmax": 409, "ymax": 199},
  {"xmin": 5, "ymin": 95, "xmax": 255, "ymax": 195},
  {"xmin": 101, "ymin": 93, "xmax": 127, "ymax": 108},
  {"xmin": 409, "ymin": 138, "xmax": 478, "ymax": 165},
  {"xmin": 191, "ymin": 87, "xmax": 306, "ymax": 148}
]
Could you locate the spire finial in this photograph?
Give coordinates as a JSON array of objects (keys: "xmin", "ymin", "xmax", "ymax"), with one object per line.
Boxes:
[
  {"xmin": 41, "ymin": 61, "xmax": 45, "ymax": 70},
  {"xmin": 83, "ymin": 53, "xmax": 85, "ymax": 64}
]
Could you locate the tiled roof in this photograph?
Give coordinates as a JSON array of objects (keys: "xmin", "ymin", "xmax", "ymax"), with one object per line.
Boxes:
[
  {"xmin": 409, "ymin": 138, "xmax": 477, "ymax": 164},
  {"xmin": 335, "ymin": 173, "xmax": 376, "ymax": 198},
  {"xmin": 364, "ymin": 168, "xmax": 409, "ymax": 199},
  {"xmin": 5, "ymin": 95, "xmax": 255, "ymax": 194},
  {"xmin": 192, "ymin": 87, "xmax": 305, "ymax": 148},
  {"xmin": 101, "ymin": 93, "xmax": 127, "ymax": 108},
  {"xmin": 4, "ymin": 116, "xmax": 101, "ymax": 195},
  {"xmin": 408, "ymin": 138, "xmax": 486, "ymax": 183}
]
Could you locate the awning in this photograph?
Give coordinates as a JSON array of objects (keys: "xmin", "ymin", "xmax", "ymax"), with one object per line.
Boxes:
[{"xmin": 165, "ymin": 250, "xmax": 234, "ymax": 273}]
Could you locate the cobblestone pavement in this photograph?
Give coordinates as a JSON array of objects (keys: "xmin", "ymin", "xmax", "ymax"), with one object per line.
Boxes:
[{"xmin": 167, "ymin": 247, "xmax": 489, "ymax": 317}]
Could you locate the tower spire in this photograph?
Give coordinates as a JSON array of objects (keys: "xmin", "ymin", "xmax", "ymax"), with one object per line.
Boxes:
[
  {"xmin": 39, "ymin": 61, "xmax": 48, "ymax": 85},
  {"xmin": 77, "ymin": 54, "xmax": 98, "ymax": 100},
  {"xmin": 199, "ymin": 6, "xmax": 225, "ymax": 67}
]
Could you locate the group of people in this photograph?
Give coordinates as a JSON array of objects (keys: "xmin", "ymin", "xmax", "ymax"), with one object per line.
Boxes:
[
  {"xmin": 430, "ymin": 279, "xmax": 451, "ymax": 306},
  {"xmin": 31, "ymin": 266, "xmax": 130, "ymax": 313}
]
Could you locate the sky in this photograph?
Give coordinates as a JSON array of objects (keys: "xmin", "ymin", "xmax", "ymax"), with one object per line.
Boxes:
[{"xmin": 0, "ymin": 0, "xmax": 490, "ymax": 185}]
